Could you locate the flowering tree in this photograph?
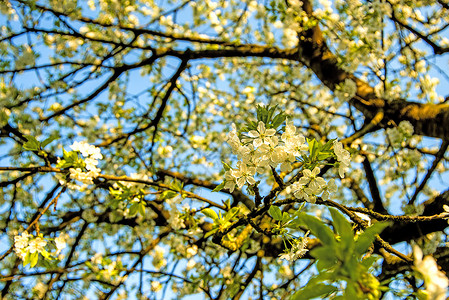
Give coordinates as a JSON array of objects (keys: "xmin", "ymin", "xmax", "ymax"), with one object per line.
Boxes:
[{"xmin": 1, "ymin": 0, "xmax": 449, "ymax": 299}]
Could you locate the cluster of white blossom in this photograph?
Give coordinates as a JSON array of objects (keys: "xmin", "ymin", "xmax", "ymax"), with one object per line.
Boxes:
[
  {"xmin": 418, "ymin": 75, "xmax": 442, "ymax": 102},
  {"xmin": 386, "ymin": 121, "xmax": 414, "ymax": 146},
  {"xmin": 163, "ymin": 197, "xmax": 186, "ymax": 230},
  {"xmin": 413, "ymin": 245, "xmax": 449, "ymax": 300},
  {"xmin": 65, "ymin": 141, "xmax": 102, "ymax": 190},
  {"xmin": 225, "ymin": 121, "xmax": 299, "ymax": 191},
  {"xmin": 333, "ymin": 140, "xmax": 351, "ymax": 178},
  {"xmin": 14, "ymin": 232, "xmax": 67, "ymax": 263},
  {"xmin": 334, "ymin": 78, "xmax": 357, "ymax": 101},
  {"xmin": 290, "ymin": 167, "xmax": 338, "ymax": 203},
  {"xmin": 151, "ymin": 281, "xmax": 163, "ymax": 292},
  {"xmin": 32, "ymin": 282, "xmax": 47, "ymax": 299},
  {"xmin": 152, "ymin": 245, "xmax": 167, "ymax": 270},
  {"xmin": 89, "ymin": 253, "xmax": 122, "ymax": 282},
  {"xmin": 54, "ymin": 233, "xmax": 68, "ymax": 255},
  {"xmin": 225, "ymin": 120, "xmax": 350, "ymax": 203},
  {"xmin": 157, "ymin": 145, "xmax": 173, "ymax": 158},
  {"xmin": 316, "ymin": 0, "xmax": 389, "ymax": 72},
  {"xmin": 14, "ymin": 232, "xmax": 46, "ymax": 260},
  {"xmin": 279, "ymin": 232, "xmax": 309, "ymax": 262}
]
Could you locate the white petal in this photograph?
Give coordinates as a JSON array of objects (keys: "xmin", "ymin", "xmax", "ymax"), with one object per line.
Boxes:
[
  {"xmin": 257, "ymin": 121, "xmax": 265, "ymax": 133},
  {"xmin": 247, "ymin": 167, "xmax": 256, "ymax": 176},
  {"xmin": 265, "ymin": 128, "xmax": 276, "ymax": 136},
  {"xmin": 237, "ymin": 177, "xmax": 245, "ymax": 188},
  {"xmin": 246, "ymin": 176, "xmax": 256, "ymax": 185},
  {"xmin": 303, "ymin": 169, "xmax": 312, "ymax": 177},
  {"xmin": 248, "ymin": 130, "xmax": 259, "ymax": 138},
  {"xmin": 253, "ymin": 139, "xmax": 263, "ymax": 148}
]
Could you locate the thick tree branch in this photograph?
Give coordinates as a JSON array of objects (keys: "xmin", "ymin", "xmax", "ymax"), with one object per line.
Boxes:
[{"xmin": 297, "ymin": 0, "xmax": 449, "ymax": 141}]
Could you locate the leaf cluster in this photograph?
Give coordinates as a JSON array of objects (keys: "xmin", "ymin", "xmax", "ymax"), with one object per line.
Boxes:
[
  {"xmin": 243, "ymin": 105, "xmax": 287, "ymax": 132},
  {"xmin": 23, "ymin": 135, "xmax": 58, "ymax": 161},
  {"xmin": 291, "ymin": 209, "xmax": 391, "ymax": 300},
  {"xmin": 202, "ymin": 207, "xmax": 240, "ymax": 238},
  {"xmin": 269, "ymin": 204, "xmax": 305, "ymax": 236},
  {"xmin": 56, "ymin": 148, "xmax": 85, "ymax": 169},
  {"xmin": 109, "ymin": 182, "xmax": 146, "ymax": 218},
  {"xmin": 303, "ymin": 138, "xmax": 336, "ymax": 166}
]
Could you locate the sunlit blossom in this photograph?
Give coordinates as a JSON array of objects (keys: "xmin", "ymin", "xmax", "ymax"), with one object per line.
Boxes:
[
  {"xmin": 414, "ymin": 245, "xmax": 449, "ymax": 300},
  {"xmin": 279, "ymin": 232, "xmax": 309, "ymax": 262},
  {"xmin": 28, "ymin": 237, "xmax": 47, "ymax": 254},
  {"xmin": 248, "ymin": 121, "xmax": 276, "ymax": 148}
]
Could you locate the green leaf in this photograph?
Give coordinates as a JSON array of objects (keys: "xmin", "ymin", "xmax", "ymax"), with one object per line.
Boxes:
[
  {"xmin": 41, "ymin": 135, "xmax": 58, "ymax": 148},
  {"xmin": 23, "ymin": 135, "xmax": 40, "ymax": 151},
  {"xmin": 212, "ymin": 181, "xmax": 226, "ymax": 192},
  {"xmin": 267, "ymin": 105, "xmax": 276, "ymax": 121},
  {"xmin": 416, "ymin": 290, "xmax": 429, "ymax": 300},
  {"xmin": 310, "ymin": 246, "xmax": 338, "ymax": 271},
  {"xmin": 286, "ymin": 217, "xmax": 302, "ymax": 229},
  {"xmin": 204, "ymin": 228, "xmax": 218, "ymax": 238},
  {"xmin": 298, "ymin": 213, "xmax": 336, "ymax": 246},
  {"xmin": 317, "ymin": 152, "xmax": 333, "ymax": 161},
  {"xmin": 40, "ymin": 249, "xmax": 51, "ymax": 259},
  {"xmin": 0, "ymin": 108, "xmax": 8, "ymax": 127},
  {"xmin": 202, "ymin": 208, "xmax": 219, "ymax": 220},
  {"xmin": 360, "ymin": 255, "xmax": 380, "ymax": 271},
  {"xmin": 322, "ymin": 139, "xmax": 336, "ymax": 151},
  {"xmin": 291, "ymin": 283, "xmax": 337, "ymax": 300},
  {"xmin": 29, "ymin": 252, "xmax": 39, "ymax": 267},
  {"xmin": 138, "ymin": 202, "xmax": 146, "ymax": 216},
  {"xmin": 282, "ymin": 211, "xmax": 290, "ymax": 222},
  {"xmin": 171, "ymin": 180, "xmax": 183, "ymax": 192},
  {"xmin": 271, "ymin": 112, "xmax": 286, "ymax": 129},
  {"xmin": 341, "ymin": 255, "xmax": 359, "ymax": 280},
  {"xmin": 160, "ymin": 190, "xmax": 177, "ymax": 200},
  {"xmin": 23, "ymin": 251, "xmax": 31, "ymax": 266},
  {"xmin": 256, "ymin": 105, "xmax": 266, "ymax": 123},
  {"xmin": 343, "ymin": 281, "xmax": 358, "ymax": 299},
  {"xmin": 223, "ymin": 207, "xmax": 239, "ymax": 222},
  {"xmin": 354, "ymin": 221, "xmax": 391, "ymax": 255},
  {"xmin": 329, "ymin": 208, "xmax": 354, "ymax": 252},
  {"xmin": 223, "ymin": 199, "xmax": 231, "ymax": 210},
  {"xmin": 308, "ymin": 138, "xmax": 318, "ymax": 160},
  {"xmin": 269, "ymin": 205, "xmax": 282, "ymax": 221},
  {"xmin": 62, "ymin": 147, "xmax": 69, "ymax": 159},
  {"xmin": 129, "ymin": 203, "xmax": 139, "ymax": 217}
]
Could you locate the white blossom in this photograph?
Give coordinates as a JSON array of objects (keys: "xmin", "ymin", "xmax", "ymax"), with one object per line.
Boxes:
[
  {"xmin": 66, "ymin": 141, "xmax": 103, "ymax": 189},
  {"xmin": 398, "ymin": 120, "xmax": 414, "ymax": 137},
  {"xmin": 386, "ymin": 121, "xmax": 414, "ymax": 146},
  {"xmin": 14, "ymin": 231, "xmax": 31, "ymax": 250},
  {"xmin": 54, "ymin": 233, "xmax": 68, "ymax": 254},
  {"xmin": 157, "ymin": 145, "xmax": 173, "ymax": 158},
  {"xmin": 232, "ymin": 161, "xmax": 256, "ymax": 188},
  {"xmin": 28, "ymin": 237, "xmax": 46, "ymax": 254},
  {"xmin": 151, "ymin": 281, "xmax": 162, "ymax": 292},
  {"xmin": 279, "ymin": 233, "xmax": 309, "ymax": 262},
  {"xmin": 70, "ymin": 141, "xmax": 103, "ymax": 159},
  {"xmin": 284, "ymin": 134, "xmax": 308, "ymax": 157},
  {"xmin": 14, "ymin": 232, "xmax": 49, "ymax": 261},
  {"xmin": 248, "ymin": 121, "xmax": 276, "ymax": 148},
  {"xmin": 224, "ymin": 170, "xmax": 237, "ymax": 192},
  {"xmin": 152, "ymin": 245, "xmax": 167, "ymax": 270},
  {"xmin": 413, "ymin": 245, "xmax": 449, "ymax": 300},
  {"xmin": 333, "ymin": 141, "xmax": 350, "ymax": 178},
  {"xmin": 334, "ymin": 78, "xmax": 357, "ymax": 101}
]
